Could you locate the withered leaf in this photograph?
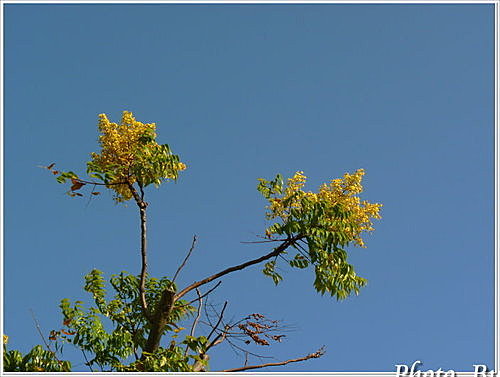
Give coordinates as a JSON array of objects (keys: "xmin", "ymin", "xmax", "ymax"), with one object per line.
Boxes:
[
  {"xmin": 48, "ymin": 331, "xmax": 58, "ymax": 341},
  {"xmin": 70, "ymin": 179, "xmax": 85, "ymax": 191}
]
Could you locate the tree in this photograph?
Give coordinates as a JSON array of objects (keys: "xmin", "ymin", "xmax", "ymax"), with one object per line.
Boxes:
[{"xmin": 4, "ymin": 111, "xmax": 382, "ymax": 372}]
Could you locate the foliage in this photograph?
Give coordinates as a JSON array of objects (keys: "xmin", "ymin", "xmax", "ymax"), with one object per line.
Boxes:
[
  {"xmin": 258, "ymin": 170, "xmax": 382, "ymax": 299},
  {"xmin": 54, "ymin": 269, "xmax": 203, "ymax": 372},
  {"xmin": 3, "ymin": 344, "xmax": 71, "ymax": 372}
]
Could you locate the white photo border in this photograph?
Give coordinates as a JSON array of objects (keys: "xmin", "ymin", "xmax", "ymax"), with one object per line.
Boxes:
[{"xmin": 0, "ymin": 1, "xmax": 497, "ymax": 376}]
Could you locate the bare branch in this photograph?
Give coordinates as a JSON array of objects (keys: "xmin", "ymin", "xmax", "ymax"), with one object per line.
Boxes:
[
  {"xmin": 173, "ymin": 235, "xmax": 198, "ymax": 283},
  {"xmin": 30, "ymin": 309, "xmax": 67, "ymax": 367},
  {"xmin": 294, "ymin": 241, "xmax": 313, "ymax": 263},
  {"xmin": 81, "ymin": 350, "xmax": 94, "ymax": 372},
  {"xmin": 190, "ymin": 288, "xmax": 203, "ymax": 337},
  {"xmin": 127, "ymin": 181, "xmax": 152, "ymax": 322},
  {"xmin": 185, "ymin": 288, "xmax": 203, "ymax": 356},
  {"xmin": 175, "ymin": 238, "xmax": 296, "ymax": 301},
  {"xmin": 84, "ymin": 183, "xmax": 98, "ymax": 208},
  {"xmin": 224, "ymin": 336, "xmax": 275, "ymax": 360},
  {"xmin": 192, "ymin": 302, "xmax": 229, "ymax": 372},
  {"xmin": 203, "ymin": 303, "xmax": 216, "ymax": 331},
  {"xmin": 207, "ymin": 328, "xmax": 229, "ymax": 350},
  {"xmin": 220, "ymin": 347, "xmax": 326, "ymax": 372},
  {"xmin": 181, "ymin": 281, "xmax": 222, "ymax": 307},
  {"xmin": 207, "ymin": 301, "xmax": 228, "ymax": 341},
  {"xmin": 76, "ymin": 178, "xmax": 127, "ymax": 186},
  {"xmin": 30, "ymin": 309, "xmax": 53, "ymax": 353}
]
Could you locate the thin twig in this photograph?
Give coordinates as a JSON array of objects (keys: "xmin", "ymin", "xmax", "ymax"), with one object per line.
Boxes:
[
  {"xmin": 81, "ymin": 350, "xmax": 94, "ymax": 372},
  {"xmin": 294, "ymin": 242, "xmax": 313, "ymax": 263},
  {"xmin": 220, "ymin": 347, "xmax": 326, "ymax": 372},
  {"xmin": 201, "ymin": 303, "xmax": 223, "ymax": 342},
  {"xmin": 181, "ymin": 281, "xmax": 222, "ymax": 307},
  {"xmin": 203, "ymin": 304, "xmax": 215, "ymax": 331},
  {"xmin": 277, "ymin": 253, "xmax": 290, "ymax": 263},
  {"xmin": 76, "ymin": 178, "xmax": 127, "ymax": 186},
  {"xmin": 192, "ymin": 303, "xmax": 229, "ymax": 372},
  {"xmin": 224, "ymin": 336, "xmax": 275, "ymax": 360},
  {"xmin": 84, "ymin": 183, "xmax": 98, "ymax": 208},
  {"xmin": 205, "ymin": 306, "xmax": 235, "ymax": 351},
  {"xmin": 240, "ymin": 238, "xmax": 289, "ymax": 244},
  {"xmin": 173, "ymin": 235, "xmax": 198, "ymax": 283},
  {"xmin": 198, "ymin": 308, "xmax": 250, "ymax": 336},
  {"xmin": 29, "ymin": 309, "xmax": 52, "ymax": 352},
  {"xmin": 206, "ymin": 325, "xmax": 229, "ymax": 351},
  {"xmin": 207, "ymin": 301, "xmax": 228, "ymax": 342},
  {"xmin": 71, "ymin": 177, "xmax": 128, "ymax": 187},
  {"xmin": 30, "ymin": 309, "xmax": 70, "ymax": 367}
]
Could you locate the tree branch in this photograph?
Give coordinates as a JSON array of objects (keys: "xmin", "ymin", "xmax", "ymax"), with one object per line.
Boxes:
[
  {"xmin": 220, "ymin": 347, "xmax": 325, "ymax": 372},
  {"xmin": 175, "ymin": 238, "xmax": 296, "ymax": 301},
  {"xmin": 127, "ymin": 182, "xmax": 152, "ymax": 322},
  {"xmin": 173, "ymin": 235, "xmax": 198, "ymax": 283},
  {"xmin": 146, "ymin": 236, "xmax": 297, "ymax": 359},
  {"xmin": 190, "ymin": 289, "xmax": 203, "ymax": 336}
]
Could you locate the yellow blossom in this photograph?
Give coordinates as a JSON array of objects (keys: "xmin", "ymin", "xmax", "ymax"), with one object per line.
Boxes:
[
  {"xmin": 263, "ymin": 169, "xmax": 382, "ymax": 248},
  {"xmin": 88, "ymin": 111, "xmax": 186, "ymax": 202}
]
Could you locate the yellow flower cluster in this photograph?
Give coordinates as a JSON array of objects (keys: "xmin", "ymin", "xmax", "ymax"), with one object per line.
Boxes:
[
  {"xmin": 90, "ymin": 111, "xmax": 186, "ymax": 201},
  {"xmin": 268, "ymin": 169, "xmax": 382, "ymax": 247},
  {"xmin": 91, "ymin": 112, "xmax": 156, "ymax": 170}
]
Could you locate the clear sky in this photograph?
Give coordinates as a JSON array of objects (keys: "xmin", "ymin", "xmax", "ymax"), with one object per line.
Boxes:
[{"xmin": 3, "ymin": 3, "xmax": 494, "ymax": 372}]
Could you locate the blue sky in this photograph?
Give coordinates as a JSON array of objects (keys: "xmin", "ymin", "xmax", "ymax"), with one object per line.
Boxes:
[{"xmin": 3, "ymin": 3, "xmax": 494, "ymax": 372}]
